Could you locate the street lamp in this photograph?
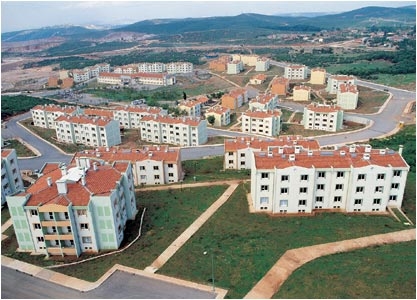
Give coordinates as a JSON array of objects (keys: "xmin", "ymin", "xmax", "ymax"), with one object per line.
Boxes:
[{"xmin": 203, "ymin": 250, "xmax": 215, "ymax": 292}]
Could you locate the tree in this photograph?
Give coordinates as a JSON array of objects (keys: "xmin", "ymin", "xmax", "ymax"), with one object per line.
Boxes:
[
  {"xmin": 183, "ymin": 91, "xmax": 187, "ymax": 101},
  {"xmin": 207, "ymin": 115, "xmax": 216, "ymax": 126}
]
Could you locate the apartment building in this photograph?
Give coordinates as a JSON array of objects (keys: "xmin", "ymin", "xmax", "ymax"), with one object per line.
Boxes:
[
  {"xmin": 55, "ymin": 115, "xmax": 121, "ymax": 148},
  {"xmin": 113, "ymin": 64, "xmax": 138, "ymax": 74},
  {"xmin": 249, "ymin": 74, "xmax": 267, "ymax": 85},
  {"xmin": 140, "ymin": 115, "xmax": 208, "ymax": 146},
  {"xmin": 303, "ymin": 103, "xmax": 344, "ymax": 132},
  {"xmin": 221, "ymin": 88, "xmax": 249, "ymax": 110},
  {"xmin": 205, "ymin": 105, "xmax": 231, "ymax": 127},
  {"xmin": 137, "ymin": 62, "xmax": 166, "ymax": 73},
  {"xmin": 255, "ymin": 58, "xmax": 271, "ymax": 72},
  {"xmin": 71, "ymin": 70, "xmax": 91, "ymax": 83},
  {"xmin": 1, "ymin": 149, "xmax": 24, "ymax": 205},
  {"xmin": 208, "ymin": 56, "xmax": 230, "ymax": 72},
  {"xmin": 270, "ymin": 77, "xmax": 290, "ymax": 96},
  {"xmin": 31, "ymin": 104, "xmax": 83, "ymax": 129},
  {"xmin": 112, "ymin": 106, "xmax": 166, "ymax": 129},
  {"xmin": 241, "ymin": 109, "xmax": 282, "ymax": 137},
  {"xmin": 250, "ymin": 144, "xmax": 409, "ymax": 214},
  {"xmin": 134, "ymin": 72, "xmax": 176, "ymax": 86},
  {"xmin": 97, "ymin": 72, "xmax": 130, "ymax": 85},
  {"xmin": 249, "ymin": 93, "xmax": 278, "ymax": 111},
  {"xmin": 166, "ymin": 62, "xmax": 194, "ymax": 74},
  {"xmin": 231, "ymin": 54, "xmax": 259, "ymax": 66},
  {"xmin": 326, "ymin": 74, "xmax": 356, "ymax": 94},
  {"xmin": 83, "ymin": 108, "xmax": 114, "ymax": 119},
  {"xmin": 72, "ymin": 145, "xmax": 182, "ymax": 186},
  {"xmin": 337, "ymin": 83, "xmax": 359, "ymax": 110},
  {"xmin": 178, "ymin": 100, "xmax": 202, "ymax": 117},
  {"xmin": 310, "ymin": 67, "xmax": 327, "ymax": 85},
  {"xmin": 227, "ymin": 60, "xmax": 244, "ymax": 74},
  {"xmin": 6, "ymin": 159, "xmax": 138, "ymax": 256},
  {"xmin": 284, "ymin": 65, "xmax": 308, "ymax": 80},
  {"xmin": 293, "ymin": 85, "xmax": 311, "ymax": 101},
  {"xmin": 224, "ymin": 135, "xmax": 320, "ymax": 170}
]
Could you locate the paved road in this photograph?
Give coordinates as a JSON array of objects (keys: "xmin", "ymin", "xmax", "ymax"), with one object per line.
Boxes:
[{"xmin": 1, "ymin": 266, "xmax": 215, "ymax": 299}]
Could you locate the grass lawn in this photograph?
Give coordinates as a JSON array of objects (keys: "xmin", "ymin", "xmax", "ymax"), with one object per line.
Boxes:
[
  {"xmin": 355, "ymin": 86, "xmax": 389, "ymax": 114},
  {"xmin": 281, "ymin": 123, "xmax": 366, "ymax": 137},
  {"xmin": 1, "ymin": 185, "xmax": 228, "ymax": 281},
  {"xmin": 372, "ymin": 73, "xmax": 416, "ymax": 91},
  {"xmin": 182, "ymin": 156, "xmax": 250, "ymax": 183},
  {"xmin": 1, "ymin": 207, "xmax": 11, "ymax": 225},
  {"xmin": 158, "ymin": 183, "xmax": 410, "ymax": 299},
  {"xmin": 2, "ymin": 139, "xmax": 36, "ymax": 157},
  {"xmin": 274, "ymin": 241, "xmax": 416, "ymax": 299}
]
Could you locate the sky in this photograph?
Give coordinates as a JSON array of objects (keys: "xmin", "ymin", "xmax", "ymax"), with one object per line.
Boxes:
[{"xmin": 1, "ymin": 0, "xmax": 415, "ymax": 33}]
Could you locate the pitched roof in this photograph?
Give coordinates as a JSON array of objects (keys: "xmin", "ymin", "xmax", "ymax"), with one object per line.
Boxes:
[
  {"xmin": 31, "ymin": 104, "xmax": 78, "ymax": 114},
  {"xmin": 206, "ymin": 105, "xmax": 230, "ymax": 115},
  {"xmin": 250, "ymin": 94, "xmax": 276, "ymax": 104},
  {"xmin": 243, "ymin": 109, "xmax": 282, "ymax": 118},
  {"xmin": 254, "ymin": 145, "xmax": 408, "ymax": 169},
  {"xmin": 55, "ymin": 115, "xmax": 115, "ymax": 127},
  {"xmin": 84, "ymin": 108, "xmax": 114, "ymax": 118},
  {"xmin": 140, "ymin": 115, "xmax": 203, "ymax": 126},
  {"xmin": 339, "ymin": 83, "xmax": 358, "ymax": 93},
  {"xmin": 224, "ymin": 136, "xmax": 320, "ymax": 152},
  {"xmin": 306, "ymin": 103, "xmax": 342, "ymax": 113},
  {"xmin": 1, "ymin": 149, "xmax": 13, "ymax": 158}
]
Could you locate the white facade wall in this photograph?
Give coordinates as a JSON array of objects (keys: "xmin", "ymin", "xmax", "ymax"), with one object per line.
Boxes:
[
  {"xmin": 326, "ymin": 76, "xmax": 356, "ymax": 94},
  {"xmin": 337, "ymin": 91, "xmax": 359, "ymax": 110},
  {"xmin": 241, "ymin": 113, "xmax": 281, "ymax": 137},
  {"xmin": 284, "ymin": 65, "xmax": 308, "ymax": 80},
  {"xmin": 255, "ymin": 59, "xmax": 270, "ymax": 72},
  {"xmin": 227, "ymin": 61, "xmax": 244, "ymax": 74},
  {"xmin": 137, "ymin": 63, "xmax": 166, "ymax": 73},
  {"xmin": 303, "ymin": 107, "xmax": 344, "ymax": 132},
  {"xmin": 166, "ymin": 62, "xmax": 193, "ymax": 74},
  {"xmin": 1, "ymin": 149, "xmax": 24, "ymax": 204}
]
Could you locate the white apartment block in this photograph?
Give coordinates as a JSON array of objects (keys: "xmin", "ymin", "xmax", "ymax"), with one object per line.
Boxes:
[
  {"xmin": 178, "ymin": 100, "xmax": 202, "ymax": 117},
  {"xmin": 6, "ymin": 160, "xmax": 137, "ymax": 256},
  {"xmin": 284, "ymin": 65, "xmax": 308, "ymax": 80},
  {"xmin": 135, "ymin": 72, "xmax": 176, "ymax": 86},
  {"xmin": 224, "ymin": 136, "xmax": 320, "ymax": 170},
  {"xmin": 31, "ymin": 104, "xmax": 83, "ymax": 129},
  {"xmin": 166, "ymin": 62, "xmax": 194, "ymax": 74},
  {"xmin": 140, "ymin": 115, "xmax": 208, "ymax": 146},
  {"xmin": 310, "ymin": 67, "xmax": 326, "ymax": 85},
  {"xmin": 113, "ymin": 64, "xmax": 138, "ymax": 74},
  {"xmin": 303, "ymin": 103, "xmax": 344, "ymax": 132},
  {"xmin": 71, "ymin": 70, "xmax": 90, "ymax": 83},
  {"xmin": 255, "ymin": 58, "xmax": 270, "ymax": 72},
  {"xmin": 249, "ymin": 93, "xmax": 278, "ymax": 111},
  {"xmin": 250, "ymin": 144, "xmax": 409, "ymax": 214},
  {"xmin": 55, "ymin": 115, "xmax": 121, "ymax": 148},
  {"xmin": 72, "ymin": 145, "xmax": 182, "ymax": 186},
  {"xmin": 205, "ymin": 105, "xmax": 231, "ymax": 127},
  {"xmin": 337, "ymin": 83, "xmax": 359, "ymax": 110},
  {"xmin": 112, "ymin": 106, "xmax": 166, "ymax": 129},
  {"xmin": 97, "ymin": 72, "xmax": 130, "ymax": 85},
  {"xmin": 241, "ymin": 109, "xmax": 282, "ymax": 137},
  {"xmin": 231, "ymin": 54, "xmax": 259, "ymax": 66},
  {"xmin": 137, "ymin": 62, "xmax": 166, "ymax": 73},
  {"xmin": 326, "ymin": 75, "xmax": 356, "ymax": 94},
  {"xmin": 1, "ymin": 149, "xmax": 24, "ymax": 205},
  {"xmin": 227, "ymin": 61, "xmax": 244, "ymax": 74}
]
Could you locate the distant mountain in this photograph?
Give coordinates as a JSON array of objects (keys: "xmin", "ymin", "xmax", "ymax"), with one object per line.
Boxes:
[{"xmin": 1, "ymin": 5, "xmax": 415, "ymax": 43}]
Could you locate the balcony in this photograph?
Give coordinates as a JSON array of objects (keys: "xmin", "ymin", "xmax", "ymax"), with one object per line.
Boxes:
[
  {"xmin": 41, "ymin": 220, "xmax": 71, "ymax": 227},
  {"xmin": 44, "ymin": 233, "xmax": 74, "ymax": 241},
  {"xmin": 47, "ymin": 247, "xmax": 77, "ymax": 256}
]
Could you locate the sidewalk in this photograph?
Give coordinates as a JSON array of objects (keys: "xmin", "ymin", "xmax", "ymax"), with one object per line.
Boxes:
[{"xmin": 244, "ymin": 228, "xmax": 416, "ymax": 299}]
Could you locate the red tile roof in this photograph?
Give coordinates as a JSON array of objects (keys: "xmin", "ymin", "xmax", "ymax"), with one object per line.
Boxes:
[
  {"xmin": 225, "ymin": 136, "xmax": 320, "ymax": 152},
  {"xmin": 1, "ymin": 149, "xmax": 13, "ymax": 158},
  {"xmin": 55, "ymin": 115, "xmax": 114, "ymax": 127},
  {"xmin": 306, "ymin": 103, "xmax": 342, "ymax": 113},
  {"xmin": 254, "ymin": 145, "xmax": 408, "ymax": 169},
  {"xmin": 339, "ymin": 83, "xmax": 358, "ymax": 94},
  {"xmin": 243, "ymin": 109, "xmax": 282, "ymax": 118},
  {"xmin": 32, "ymin": 104, "xmax": 78, "ymax": 114},
  {"xmin": 84, "ymin": 108, "xmax": 114, "ymax": 118},
  {"xmin": 140, "ymin": 115, "xmax": 203, "ymax": 126},
  {"xmin": 115, "ymin": 106, "xmax": 163, "ymax": 114},
  {"xmin": 250, "ymin": 94, "xmax": 276, "ymax": 104}
]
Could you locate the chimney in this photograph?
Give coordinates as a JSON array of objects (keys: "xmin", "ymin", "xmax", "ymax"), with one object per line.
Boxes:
[
  {"xmin": 81, "ymin": 175, "xmax": 86, "ymax": 186},
  {"xmin": 349, "ymin": 144, "xmax": 356, "ymax": 153},
  {"xmin": 308, "ymin": 150, "xmax": 313, "ymax": 156},
  {"xmin": 295, "ymin": 146, "xmax": 301, "ymax": 154},
  {"xmin": 399, "ymin": 145, "xmax": 403, "ymax": 155},
  {"xmin": 289, "ymin": 154, "xmax": 295, "ymax": 161},
  {"xmin": 93, "ymin": 162, "xmax": 98, "ymax": 171},
  {"xmin": 363, "ymin": 153, "xmax": 370, "ymax": 160},
  {"xmin": 60, "ymin": 165, "xmax": 67, "ymax": 176},
  {"xmin": 340, "ymin": 151, "xmax": 346, "ymax": 156},
  {"xmin": 364, "ymin": 145, "xmax": 372, "ymax": 153},
  {"xmin": 56, "ymin": 180, "xmax": 67, "ymax": 194},
  {"xmin": 47, "ymin": 177, "xmax": 53, "ymax": 187}
]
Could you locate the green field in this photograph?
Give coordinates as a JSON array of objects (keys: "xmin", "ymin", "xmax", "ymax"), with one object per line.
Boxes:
[
  {"xmin": 275, "ymin": 241, "xmax": 416, "ymax": 299},
  {"xmin": 2, "ymin": 139, "xmax": 36, "ymax": 157}
]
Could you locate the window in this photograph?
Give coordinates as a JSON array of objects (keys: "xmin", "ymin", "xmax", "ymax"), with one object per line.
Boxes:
[
  {"xmin": 82, "ymin": 236, "xmax": 92, "ymax": 243},
  {"xmin": 37, "ymin": 237, "xmax": 44, "ymax": 242},
  {"xmin": 280, "ymin": 200, "xmax": 288, "ymax": 207},
  {"xmin": 260, "ymin": 197, "xmax": 269, "ymax": 204},
  {"xmin": 240, "ymin": 153, "xmax": 245, "ymax": 157},
  {"xmin": 261, "ymin": 185, "xmax": 269, "ymax": 191},
  {"xmin": 391, "ymin": 183, "xmax": 399, "ymax": 189},
  {"xmin": 139, "ymin": 166, "xmax": 145, "ymax": 171},
  {"xmin": 168, "ymin": 173, "xmax": 174, "ymax": 177},
  {"xmin": 240, "ymin": 161, "xmax": 245, "ymax": 166},
  {"xmin": 316, "ymin": 196, "xmax": 323, "ymax": 203},
  {"xmin": 299, "ymin": 187, "xmax": 307, "ymax": 193},
  {"xmin": 354, "ymin": 199, "xmax": 362, "ymax": 205},
  {"xmin": 356, "ymin": 186, "xmax": 364, "ymax": 193},
  {"xmin": 168, "ymin": 163, "xmax": 173, "ymax": 168},
  {"xmin": 377, "ymin": 173, "xmax": 385, "ymax": 180},
  {"xmin": 261, "ymin": 173, "xmax": 269, "ymax": 179},
  {"xmin": 77, "ymin": 210, "xmax": 87, "ymax": 216},
  {"xmin": 334, "ymin": 196, "xmax": 342, "ymax": 202},
  {"xmin": 318, "ymin": 172, "xmax": 326, "ymax": 178},
  {"xmin": 357, "ymin": 174, "xmax": 366, "ymax": 180},
  {"xmin": 228, "ymin": 152, "xmax": 233, "ymax": 156},
  {"xmin": 389, "ymin": 195, "xmax": 397, "ymax": 201},
  {"xmin": 51, "ymin": 226, "xmax": 57, "ymax": 233},
  {"xmin": 153, "ymin": 166, "xmax": 159, "ymax": 170},
  {"xmin": 336, "ymin": 171, "xmax": 344, "ymax": 178},
  {"xmin": 64, "ymin": 212, "xmax": 69, "ymax": 220},
  {"xmin": 48, "ymin": 212, "xmax": 54, "ymax": 220},
  {"xmin": 393, "ymin": 170, "xmax": 402, "ymax": 177},
  {"xmin": 299, "ymin": 200, "xmax": 306, "ymax": 206},
  {"xmin": 80, "ymin": 223, "xmax": 89, "ymax": 230},
  {"xmin": 280, "ymin": 188, "xmax": 288, "ymax": 194},
  {"xmin": 281, "ymin": 175, "xmax": 289, "ymax": 181},
  {"xmin": 301, "ymin": 175, "xmax": 308, "ymax": 181},
  {"xmin": 154, "ymin": 175, "xmax": 160, "ymax": 180},
  {"xmin": 30, "ymin": 210, "xmax": 38, "ymax": 216},
  {"xmin": 317, "ymin": 184, "xmax": 324, "ymax": 190},
  {"xmin": 67, "ymin": 226, "xmax": 72, "ymax": 233},
  {"xmin": 335, "ymin": 184, "xmax": 343, "ymax": 190},
  {"xmin": 373, "ymin": 198, "xmax": 381, "ymax": 205},
  {"xmin": 375, "ymin": 186, "xmax": 384, "ymax": 193},
  {"xmin": 33, "ymin": 223, "xmax": 41, "ymax": 229}
]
